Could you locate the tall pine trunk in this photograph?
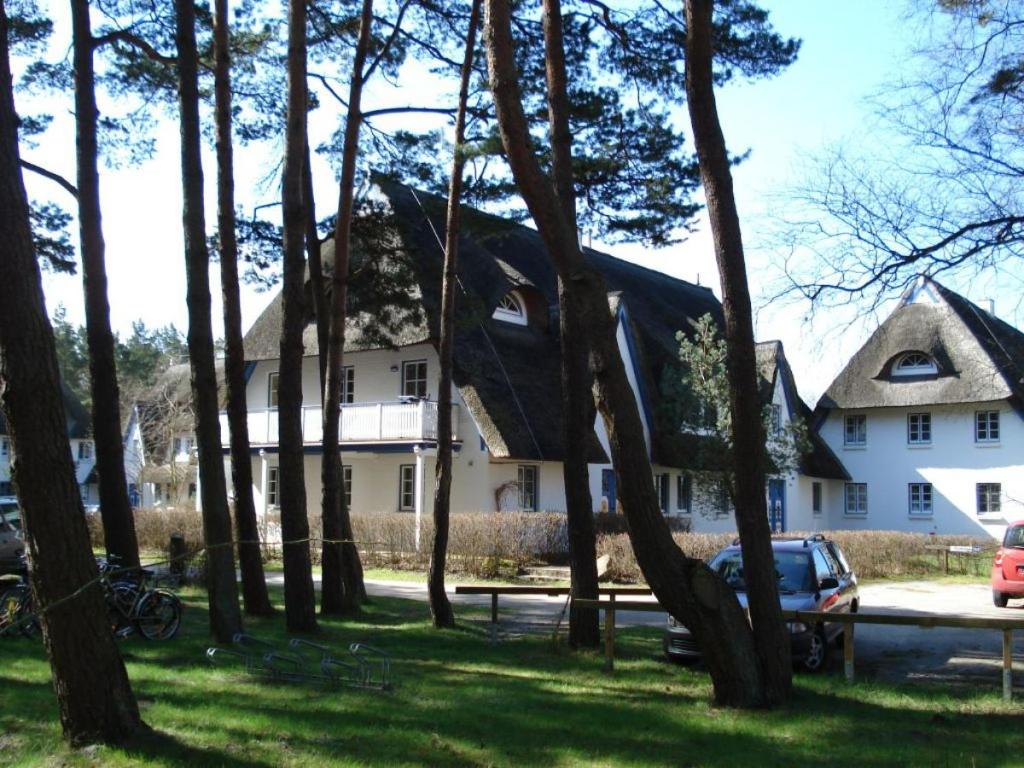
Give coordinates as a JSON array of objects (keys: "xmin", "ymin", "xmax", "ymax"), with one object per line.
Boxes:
[
  {"xmin": 213, "ymin": 0, "xmax": 272, "ymax": 617},
  {"xmin": 683, "ymin": 0, "xmax": 791, "ymax": 706},
  {"xmin": 541, "ymin": 0, "xmax": 599, "ymax": 649},
  {"xmin": 279, "ymin": 0, "xmax": 318, "ymax": 632},
  {"xmin": 321, "ymin": 0, "xmax": 373, "ymax": 615},
  {"xmin": 304, "ymin": 144, "xmax": 328, "ymax": 393},
  {"xmin": 429, "ymin": 0, "xmax": 482, "ymax": 629},
  {"xmin": 70, "ymin": 0, "xmax": 140, "ymax": 569},
  {"xmin": 0, "ymin": 3, "xmax": 141, "ymax": 742},
  {"xmin": 485, "ymin": 0, "xmax": 768, "ymax": 707},
  {"xmin": 174, "ymin": 0, "xmax": 242, "ymax": 642}
]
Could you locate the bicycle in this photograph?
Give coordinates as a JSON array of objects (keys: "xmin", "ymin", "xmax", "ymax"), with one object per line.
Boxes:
[
  {"xmin": 0, "ymin": 568, "xmax": 40, "ymax": 639},
  {"xmin": 99, "ymin": 555, "xmax": 183, "ymax": 641}
]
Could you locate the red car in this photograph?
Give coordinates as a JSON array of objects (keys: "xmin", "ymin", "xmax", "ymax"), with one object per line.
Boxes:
[{"xmin": 992, "ymin": 521, "xmax": 1024, "ymax": 607}]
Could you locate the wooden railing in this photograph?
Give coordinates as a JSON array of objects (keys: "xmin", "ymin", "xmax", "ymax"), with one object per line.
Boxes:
[{"xmin": 574, "ymin": 598, "xmax": 1024, "ymax": 702}]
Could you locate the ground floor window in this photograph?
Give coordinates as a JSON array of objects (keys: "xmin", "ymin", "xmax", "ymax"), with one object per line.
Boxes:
[
  {"xmin": 677, "ymin": 474, "xmax": 692, "ymax": 513},
  {"xmin": 518, "ymin": 465, "xmax": 538, "ymax": 511},
  {"xmin": 844, "ymin": 483, "xmax": 867, "ymax": 516},
  {"xmin": 267, "ymin": 467, "xmax": 279, "ymax": 507},
  {"xmin": 343, "ymin": 465, "xmax": 352, "ymax": 510},
  {"xmin": 977, "ymin": 482, "xmax": 1001, "ymax": 516},
  {"xmin": 654, "ymin": 473, "xmax": 669, "ymax": 512},
  {"xmin": 812, "ymin": 482, "xmax": 822, "ymax": 515},
  {"xmin": 908, "ymin": 482, "xmax": 932, "ymax": 516},
  {"xmin": 399, "ymin": 465, "xmax": 415, "ymax": 511}
]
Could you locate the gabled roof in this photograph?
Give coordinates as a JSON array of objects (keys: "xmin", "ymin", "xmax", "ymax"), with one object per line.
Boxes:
[
  {"xmin": 242, "ymin": 180, "xmax": 723, "ymax": 464},
  {"xmin": 0, "ymin": 380, "xmax": 91, "ymax": 440},
  {"xmin": 756, "ymin": 341, "xmax": 849, "ymax": 481},
  {"xmin": 816, "ymin": 276, "xmax": 1024, "ymax": 412}
]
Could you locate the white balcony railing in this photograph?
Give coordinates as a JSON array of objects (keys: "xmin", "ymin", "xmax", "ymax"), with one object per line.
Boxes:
[{"xmin": 221, "ymin": 400, "xmax": 459, "ymax": 447}]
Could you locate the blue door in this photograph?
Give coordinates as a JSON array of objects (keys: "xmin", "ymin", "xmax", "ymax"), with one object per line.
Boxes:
[
  {"xmin": 767, "ymin": 479, "xmax": 786, "ymax": 533},
  {"xmin": 602, "ymin": 469, "xmax": 617, "ymax": 513}
]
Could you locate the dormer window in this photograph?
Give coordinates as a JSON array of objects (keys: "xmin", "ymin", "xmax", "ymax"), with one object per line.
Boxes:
[
  {"xmin": 492, "ymin": 291, "xmax": 527, "ymax": 326},
  {"xmin": 892, "ymin": 352, "xmax": 937, "ymax": 377}
]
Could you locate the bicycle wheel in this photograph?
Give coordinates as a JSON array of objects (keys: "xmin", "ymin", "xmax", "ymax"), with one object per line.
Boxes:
[
  {"xmin": 0, "ymin": 587, "xmax": 21, "ymax": 634},
  {"xmin": 106, "ymin": 583, "xmax": 138, "ymax": 635},
  {"xmin": 134, "ymin": 589, "xmax": 182, "ymax": 640},
  {"xmin": 1, "ymin": 586, "xmax": 38, "ymax": 639}
]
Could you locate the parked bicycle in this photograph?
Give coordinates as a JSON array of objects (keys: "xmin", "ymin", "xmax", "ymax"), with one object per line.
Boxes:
[{"xmin": 0, "ymin": 560, "xmax": 39, "ymax": 638}]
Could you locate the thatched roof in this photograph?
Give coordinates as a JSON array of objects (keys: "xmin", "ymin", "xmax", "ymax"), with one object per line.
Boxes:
[
  {"xmin": 242, "ymin": 179, "xmax": 724, "ymax": 464},
  {"xmin": 816, "ymin": 276, "xmax": 1024, "ymax": 413},
  {"xmin": 756, "ymin": 341, "xmax": 849, "ymax": 481},
  {"xmin": 0, "ymin": 381, "xmax": 91, "ymax": 440}
]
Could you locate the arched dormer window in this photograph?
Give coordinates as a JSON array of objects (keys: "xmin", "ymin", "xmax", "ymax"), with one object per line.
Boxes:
[
  {"xmin": 892, "ymin": 351, "xmax": 938, "ymax": 377},
  {"xmin": 492, "ymin": 290, "xmax": 528, "ymax": 326}
]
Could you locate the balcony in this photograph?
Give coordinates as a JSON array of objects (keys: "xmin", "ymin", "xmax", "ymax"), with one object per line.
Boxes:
[{"xmin": 222, "ymin": 400, "xmax": 459, "ymax": 447}]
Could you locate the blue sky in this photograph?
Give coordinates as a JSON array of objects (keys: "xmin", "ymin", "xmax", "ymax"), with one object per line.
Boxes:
[{"xmin": 19, "ymin": 0, "xmax": 1011, "ymax": 404}]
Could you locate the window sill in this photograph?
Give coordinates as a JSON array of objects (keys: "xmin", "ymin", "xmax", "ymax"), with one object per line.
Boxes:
[
  {"xmin": 843, "ymin": 512, "xmax": 868, "ymax": 518},
  {"xmin": 842, "ymin": 444, "xmax": 867, "ymax": 451},
  {"xmin": 908, "ymin": 513, "xmax": 933, "ymax": 519},
  {"xmin": 975, "ymin": 441, "xmax": 1001, "ymax": 448},
  {"xmin": 907, "ymin": 442, "xmax": 932, "ymax": 449},
  {"xmin": 978, "ymin": 514, "xmax": 1006, "ymax": 523}
]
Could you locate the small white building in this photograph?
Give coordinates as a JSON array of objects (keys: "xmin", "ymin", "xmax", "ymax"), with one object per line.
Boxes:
[
  {"xmin": 0, "ymin": 382, "xmax": 97, "ymax": 505},
  {"xmin": 814, "ymin": 276, "xmax": 1024, "ymax": 539}
]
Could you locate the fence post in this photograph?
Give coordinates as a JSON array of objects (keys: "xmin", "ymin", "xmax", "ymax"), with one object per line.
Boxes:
[
  {"xmin": 844, "ymin": 621, "xmax": 855, "ymax": 683},
  {"xmin": 168, "ymin": 532, "xmax": 186, "ymax": 580},
  {"xmin": 604, "ymin": 596, "xmax": 616, "ymax": 672},
  {"xmin": 1004, "ymin": 629, "xmax": 1013, "ymax": 703},
  {"xmin": 490, "ymin": 592, "xmax": 499, "ymax": 645}
]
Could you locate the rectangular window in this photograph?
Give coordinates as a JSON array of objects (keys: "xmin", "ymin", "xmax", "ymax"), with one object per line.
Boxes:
[
  {"xmin": 976, "ymin": 410, "xmax": 1000, "ymax": 443},
  {"xmin": 399, "ymin": 464, "xmax": 415, "ymax": 511},
  {"xmin": 343, "ymin": 465, "xmax": 352, "ymax": 510},
  {"xmin": 401, "ymin": 360, "xmax": 428, "ymax": 399},
  {"xmin": 977, "ymin": 483, "xmax": 1002, "ymax": 516},
  {"xmin": 908, "ymin": 482, "xmax": 933, "ymax": 516},
  {"xmin": 0, "ymin": 438, "xmax": 8, "ymax": 457},
  {"xmin": 153, "ymin": 483, "xmax": 163, "ymax": 502},
  {"xmin": 77, "ymin": 441, "xmax": 93, "ymax": 460},
  {"xmin": 343, "ymin": 366, "xmax": 355, "ymax": 405},
  {"xmin": 908, "ymin": 413, "xmax": 931, "ymax": 444},
  {"xmin": 267, "ymin": 467, "xmax": 279, "ymax": 507},
  {"xmin": 844, "ymin": 483, "xmax": 867, "ymax": 516},
  {"xmin": 676, "ymin": 474, "xmax": 692, "ymax": 513},
  {"xmin": 770, "ymin": 404, "xmax": 782, "ymax": 435},
  {"xmin": 518, "ymin": 465, "xmax": 538, "ymax": 511},
  {"xmin": 268, "ymin": 372, "xmax": 280, "ymax": 408},
  {"xmin": 653, "ymin": 474, "xmax": 669, "ymax": 512},
  {"xmin": 812, "ymin": 482, "xmax": 822, "ymax": 515},
  {"xmin": 844, "ymin": 415, "xmax": 866, "ymax": 446}
]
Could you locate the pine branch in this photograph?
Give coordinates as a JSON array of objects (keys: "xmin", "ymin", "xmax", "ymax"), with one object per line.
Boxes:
[{"xmin": 19, "ymin": 159, "xmax": 79, "ymax": 199}]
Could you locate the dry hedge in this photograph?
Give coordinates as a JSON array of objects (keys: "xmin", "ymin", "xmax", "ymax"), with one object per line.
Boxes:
[{"xmin": 108, "ymin": 508, "xmax": 994, "ymax": 581}]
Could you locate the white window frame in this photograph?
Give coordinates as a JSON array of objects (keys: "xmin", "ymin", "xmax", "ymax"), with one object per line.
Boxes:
[
  {"xmin": 892, "ymin": 352, "xmax": 937, "ymax": 377},
  {"xmin": 977, "ymin": 482, "xmax": 1002, "ymax": 516},
  {"xmin": 518, "ymin": 465, "xmax": 538, "ymax": 511},
  {"xmin": 401, "ymin": 360, "xmax": 428, "ymax": 399},
  {"xmin": 343, "ymin": 366, "xmax": 355, "ymax": 405},
  {"xmin": 844, "ymin": 483, "xmax": 867, "ymax": 516},
  {"xmin": 907, "ymin": 413, "xmax": 932, "ymax": 445},
  {"xmin": 676, "ymin": 474, "xmax": 692, "ymax": 513},
  {"xmin": 399, "ymin": 464, "xmax": 415, "ymax": 511},
  {"xmin": 267, "ymin": 467, "xmax": 280, "ymax": 507},
  {"xmin": 268, "ymin": 371, "xmax": 280, "ymax": 409},
  {"xmin": 343, "ymin": 465, "xmax": 353, "ymax": 510},
  {"xmin": 770, "ymin": 404, "xmax": 782, "ymax": 435},
  {"xmin": 976, "ymin": 410, "xmax": 1000, "ymax": 443},
  {"xmin": 77, "ymin": 440, "xmax": 93, "ymax": 460},
  {"xmin": 908, "ymin": 482, "xmax": 933, "ymax": 517},
  {"xmin": 492, "ymin": 291, "xmax": 528, "ymax": 325},
  {"xmin": 844, "ymin": 414, "xmax": 867, "ymax": 446}
]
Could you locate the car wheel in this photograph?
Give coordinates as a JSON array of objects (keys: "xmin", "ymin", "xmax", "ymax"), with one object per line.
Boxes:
[
  {"xmin": 801, "ymin": 627, "xmax": 828, "ymax": 673},
  {"xmin": 993, "ymin": 589, "xmax": 1009, "ymax": 608}
]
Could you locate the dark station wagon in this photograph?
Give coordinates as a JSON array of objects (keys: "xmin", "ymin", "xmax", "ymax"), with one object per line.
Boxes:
[{"xmin": 665, "ymin": 534, "xmax": 859, "ymax": 672}]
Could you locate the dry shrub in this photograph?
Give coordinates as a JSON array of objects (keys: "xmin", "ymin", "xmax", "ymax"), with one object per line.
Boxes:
[
  {"xmin": 596, "ymin": 529, "xmax": 994, "ymax": 583},
  {"xmin": 87, "ymin": 507, "xmax": 205, "ymax": 555}
]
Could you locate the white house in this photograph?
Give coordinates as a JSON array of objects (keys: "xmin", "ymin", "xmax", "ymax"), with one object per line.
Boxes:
[
  {"xmin": 814, "ymin": 276, "xmax": 1024, "ymax": 539},
  {"xmin": 224, "ymin": 180, "xmax": 843, "ymax": 537},
  {"xmin": 0, "ymin": 382, "xmax": 98, "ymax": 505}
]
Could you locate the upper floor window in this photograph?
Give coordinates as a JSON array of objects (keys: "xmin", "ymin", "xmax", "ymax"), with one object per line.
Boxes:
[
  {"xmin": 976, "ymin": 410, "xmax": 1000, "ymax": 443},
  {"xmin": 268, "ymin": 372, "xmax": 280, "ymax": 408},
  {"xmin": 907, "ymin": 413, "xmax": 932, "ymax": 445},
  {"xmin": 401, "ymin": 360, "xmax": 428, "ymax": 399},
  {"xmin": 892, "ymin": 352, "xmax": 937, "ymax": 377},
  {"xmin": 77, "ymin": 441, "xmax": 93, "ymax": 461},
  {"xmin": 173, "ymin": 436, "xmax": 194, "ymax": 456},
  {"xmin": 492, "ymin": 291, "xmax": 528, "ymax": 325},
  {"xmin": 770, "ymin": 404, "xmax": 782, "ymax": 435},
  {"xmin": 844, "ymin": 414, "xmax": 866, "ymax": 446},
  {"xmin": 977, "ymin": 482, "xmax": 1002, "ymax": 516}
]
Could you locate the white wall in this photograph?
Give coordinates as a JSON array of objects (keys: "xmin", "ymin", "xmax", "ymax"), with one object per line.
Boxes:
[{"xmin": 819, "ymin": 401, "xmax": 1023, "ymax": 539}]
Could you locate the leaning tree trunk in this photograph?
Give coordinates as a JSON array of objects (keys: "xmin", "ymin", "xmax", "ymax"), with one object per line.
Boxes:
[
  {"xmin": 429, "ymin": 0, "xmax": 482, "ymax": 629},
  {"xmin": 485, "ymin": 0, "xmax": 767, "ymax": 707},
  {"xmin": 174, "ymin": 0, "xmax": 242, "ymax": 642},
  {"xmin": 321, "ymin": 0, "xmax": 373, "ymax": 615},
  {"xmin": 683, "ymin": 0, "xmax": 791, "ymax": 705},
  {"xmin": 70, "ymin": 0, "xmax": 140, "ymax": 569},
  {"xmin": 0, "ymin": 4, "xmax": 142, "ymax": 743},
  {"xmin": 213, "ymin": 0, "xmax": 273, "ymax": 617},
  {"xmin": 541, "ymin": 0, "xmax": 599, "ymax": 649},
  {"xmin": 279, "ymin": 0, "xmax": 318, "ymax": 632}
]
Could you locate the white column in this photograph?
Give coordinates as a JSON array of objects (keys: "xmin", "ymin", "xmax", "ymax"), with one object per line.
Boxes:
[
  {"xmin": 259, "ymin": 449, "xmax": 269, "ymax": 528},
  {"xmin": 194, "ymin": 448, "xmax": 202, "ymax": 513},
  {"xmin": 414, "ymin": 446, "xmax": 424, "ymax": 552}
]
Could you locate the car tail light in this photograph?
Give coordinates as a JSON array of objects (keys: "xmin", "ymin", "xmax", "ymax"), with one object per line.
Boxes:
[{"xmin": 995, "ymin": 549, "xmax": 1004, "ymax": 567}]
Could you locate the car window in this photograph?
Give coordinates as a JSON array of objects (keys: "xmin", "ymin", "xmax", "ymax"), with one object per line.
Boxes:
[
  {"xmin": 812, "ymin": 548, "xmax": 836, "ymax": 581},
  {"xmin": 709, "ymin": 550, "xmax": 814, "ymax": 592},
  {"xmin": 1004, "ymin": 525, "xmax": 1024, "ymax": 549},
  {"xmin": 827, "ymin": 542, "xmax": 851, "ymax": 575}
]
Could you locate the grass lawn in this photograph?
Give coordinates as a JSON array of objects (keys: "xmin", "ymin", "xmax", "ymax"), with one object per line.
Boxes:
[{"xmin": 1, "ymin": 588, "xmax": 1018, "ymax": 767}]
